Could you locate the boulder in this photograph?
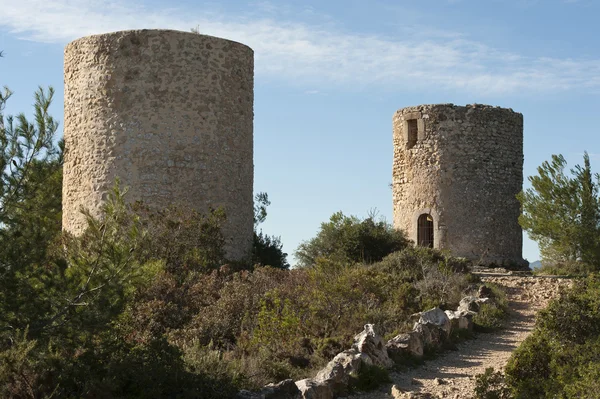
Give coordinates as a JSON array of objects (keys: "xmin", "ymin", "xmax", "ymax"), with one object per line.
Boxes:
[
  {"xmin": 314, "ymin": 349, "xmax": 369, "ymax": 395},
  {"xmin": 458, "ymin": 296, "xmax": 489, "ymax": 313},
  {"xmin": 386, "ymin": 331, "xmax": 424, "ymax": 360},
  {"xmin": 416, "ymin": 308, "xmax": 451, "ymax": 335},
  {"xmin": 237, "ymin": 379, "xmax": 301, "ymax": 399},
  {"xmin": 261, "ymin": 379, "xmax": 301, "ymax": 399},
  {"xmin": 295, "ymin": 378, "xmax": 333, "ymax": 399},
  {"xmin": 445, "ymin": 310, "xmax": 474, "ymax": 332},
  {"xmin": 353, "ymin": 324, "xmax": 394, "ymax": 368},
  {"xmin": 413, "ymin": 322, "xmax": 446, "ymax": 349}
]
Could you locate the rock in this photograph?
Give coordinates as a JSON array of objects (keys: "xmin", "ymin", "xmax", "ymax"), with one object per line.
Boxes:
[
  {"xmin": 417, "ymin": 308, "xmax": 451, "ymax": 335},
  {"xmin": 387, "ymin": 331, "xmax": 424, "ymax": 360},
  {"xmin": 353, "ymin": 324, "xmax": 394, "ymax": 368},
  {"xmin": 458, "ymin": 296, "xmax": 489, "ymax": 313},
  {"xmin": 478, "ymin": 285, "xmax": 493, "ymax": 298},
  {"xmin": 261, "ymin": 379, "xmax": 302, "ymax": 399},
  {"xmin": 295, "ymin": 378, "xmax": 333, "ymax": 399},
  {"xmin": 434, "ymin": 377, "xmax": 446, "ymax": 385},
  {"xmin": 238, "ymin": 379, "xmax": 301, "ymax": 399},
  {"xmin": 445, "ymin": 310, "xmax": 474, "ymax": 332},
  {"xmin": 391, "ymin": 385, "xmax": 405, "ymax": 398},
  {"xmin": 314, "ymin": 349, "xmax": 368, "ymax": 395},
  {"xmin": 390, "ymin": 385, "xmax": 434, "ymax": 399},
  {"xmin": 413, "ymin": 322, "xmax": 446, "ymax": 349}
]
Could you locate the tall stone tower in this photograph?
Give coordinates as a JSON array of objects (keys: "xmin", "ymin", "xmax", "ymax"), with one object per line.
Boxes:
[
  {"xmin": 392, "ymin": 104, "xmax": 526, "ymax": 267},
  {"xmin": 63, "ymin": 29, "xmax": 254, "ymax": 261}
]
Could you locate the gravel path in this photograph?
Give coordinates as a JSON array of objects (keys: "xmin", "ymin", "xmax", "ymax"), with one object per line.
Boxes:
[{"xmin": 347, "ymin": 276, "xmax": 572, "ymax": 399}]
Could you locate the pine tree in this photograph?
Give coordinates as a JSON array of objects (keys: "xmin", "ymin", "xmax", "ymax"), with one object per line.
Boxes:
[{"xmin": 518, "ymin": 152, "xmax": 600, "ymax": 271}]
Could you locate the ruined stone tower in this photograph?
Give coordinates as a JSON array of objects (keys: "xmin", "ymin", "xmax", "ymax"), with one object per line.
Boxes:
[
  {"xmin": 392, "ymin": 104, "xmax": 526, "ymax": 267},
  {"xmin": 63, "ymin": 29, "xmax": 254, "ymax": 260}
]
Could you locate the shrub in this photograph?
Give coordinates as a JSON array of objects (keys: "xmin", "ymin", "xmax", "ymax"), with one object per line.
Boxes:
[
  {"xmin": 504, "ymin": 334, "xmax": 554, "ymax": 398},
  {"xmin": 473, "ymin": 285, "xmax": 509, "ymax": 332},
  {"xmin": 0, "ymin": 167, "xmax": 479, "ymax": 396},
  {"xmin": 295, "ymin": 211, "xmax": 410, "ymax": 267},
  {"xmin": 503, "ymin": 275, "xmax": 600, "ymax": 398},
  {"xmin": 132, "ymin": 201, "xmax": 227, "ymax": 271},
  {"xmin": 349, "ymin": 363, "xmax": 391, "ymax": 392},
  {"xmin": 253, "ymin": 231, "xmax": 289, "ymax": 269},
  {"xmin": 474, "ymin": 368, "xmax": 511, "ymax": 399}
]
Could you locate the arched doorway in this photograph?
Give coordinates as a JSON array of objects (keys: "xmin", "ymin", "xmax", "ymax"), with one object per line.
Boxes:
[{"xmin": 417, "ymin": 214, "xmax": 434, "ymax": 248}]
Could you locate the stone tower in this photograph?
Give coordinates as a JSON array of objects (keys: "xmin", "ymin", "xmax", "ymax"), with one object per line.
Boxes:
[
  {"xmin": 63, "ymin": 29, "xmax": 254, "ymax": 261},
  {"xmin": 392, "ymin": 104, "xmax": 526, "ymax": 267}
]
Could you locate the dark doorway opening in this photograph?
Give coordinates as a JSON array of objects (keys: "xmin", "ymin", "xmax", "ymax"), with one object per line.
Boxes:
[{"xmin": 417, "ymin": 214, "xmax": 434, "ymax": 248}]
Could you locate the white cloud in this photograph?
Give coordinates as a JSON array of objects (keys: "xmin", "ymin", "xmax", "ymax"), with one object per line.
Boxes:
[{"xmin": 1, "ymin": 0, "xmax": 599, "ymax": 95}]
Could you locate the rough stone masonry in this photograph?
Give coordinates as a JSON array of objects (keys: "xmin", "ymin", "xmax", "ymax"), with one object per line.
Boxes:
[
  {"xmin": 62, "ymin": 29, "xmax": 254, "ymax": 261},
  {"xmin": 392, "ymin": 104, "xmax": 527, "ymax": 267}
]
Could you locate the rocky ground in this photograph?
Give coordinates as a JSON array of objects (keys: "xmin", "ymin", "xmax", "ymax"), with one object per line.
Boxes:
[{"xmin": 347, "ymin": 275, "xmax": 573, "ymax": 399}]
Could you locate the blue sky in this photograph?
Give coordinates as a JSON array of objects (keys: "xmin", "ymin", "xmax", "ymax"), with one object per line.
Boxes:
[{"xmin": 1, "ymin": 0, "xmax": 599, "ymax": 264}]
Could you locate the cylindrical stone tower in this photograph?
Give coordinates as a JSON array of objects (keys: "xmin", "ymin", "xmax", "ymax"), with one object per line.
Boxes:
[
  {"xmin": 63, "ymin": 29, "xmax": 254, "ymax": 261},
  {"xmin": 392, "ymin": 104, "xmax": 526, "ymax": 267}
]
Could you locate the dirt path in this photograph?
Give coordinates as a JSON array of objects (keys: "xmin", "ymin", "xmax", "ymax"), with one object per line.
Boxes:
[{"xmin": 348, "ymin": 275, "xmax": 572, "ymax": 399}]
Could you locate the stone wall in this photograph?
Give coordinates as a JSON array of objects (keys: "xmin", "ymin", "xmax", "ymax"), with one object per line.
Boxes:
[
  {"xmin": 392, "ymin": 104, "xmax": 525, "ymax": 266},
  {"xmin": 63, "ymin": 29, "xmax": 254, "ymax": 261}
]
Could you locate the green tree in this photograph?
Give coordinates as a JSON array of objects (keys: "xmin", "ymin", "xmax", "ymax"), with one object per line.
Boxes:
[
  {"xmin": 252, "ymin": 192, "xmax": 289, "ymax": 269},
  {"xmin": 0, "ymin": 87, "xmax": 64, "ymax": 337},
  {"xmin": 295, "ymin": 211, "xmax": 409, "ymax": 267},
  {"xmin": 518, "ymin": 153, "xmax": 600, "ymax": 271},
  {"xmin": 0, "ymin": 87, "xmax": 62, "ymax": 262}
]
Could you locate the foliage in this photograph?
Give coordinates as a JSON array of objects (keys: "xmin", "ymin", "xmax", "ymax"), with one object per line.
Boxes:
[
  {"xmin": 533, "ymin": 260, "xmax": 592, "ymax": 276},
  {"xmin": 251, "ymin": 290, "xmax": 301, "ymax": 353},
  {"xmin": 295, "ymin": 211, "xmax": 410, "ymax": 267},
  {"xmin": 474, "ymin": 368, "xmax": 511, "ymax": 399},
  {"xmin": 504, "ymin": 275, "xmax": 600, "ymax": 398},
  {"xmin": 518, "ymin": 152, "xmax": 600, "ymax": 272},
  {"xmin": 473, "ymin": 284, "xmax": 509, "ymax": 331},
  {"xmin": 133, "ymin": 201, "xmax": 227, "ymax": 272},
  {"xmin": 253, "ymin": 191, "xmax": 270, "ymax": 226},
  {"xmin": 252, "ymin": 192, "xmax": 289, "ymax": 269},
  {"xmin": 349, "ymin": 363, "xmax": 391, "ymax": 392},
  {"xmin": 1, "ymin": 86, "xmax": 60, "ymax": 228},
  {"xmin": 253, "ymin": 231, "xmax": 289, "ymax": 269},
  {"xmin": 0, "ymin": 87, "xmax": 63, "ymax": 335},
  {"xmin": 0, "ymin": 86, "xmax": 505, "ymax": 397}
]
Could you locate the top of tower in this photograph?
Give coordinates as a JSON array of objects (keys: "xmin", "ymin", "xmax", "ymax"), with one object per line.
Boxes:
[
  {"xmin": 65, "ymin": 29, "xmax": 253, "ymax": 54},
  {"xmin": 394, "ymin": 103, "xmax": 520, "ymax": 118}
]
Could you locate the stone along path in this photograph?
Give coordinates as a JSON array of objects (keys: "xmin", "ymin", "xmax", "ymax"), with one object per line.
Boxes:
[{"xmin": 348, "ymin": 275, "xmax": 572, "ymax": 399}]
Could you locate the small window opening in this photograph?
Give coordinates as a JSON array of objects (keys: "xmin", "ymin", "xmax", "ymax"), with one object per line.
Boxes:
[
  {"xmin": 417, "ymin": 214, "xmax": 434, "ymax": 248},
  {"xmin": 407, "ymin": 119, "xmax": 418, "ymax": 149}
]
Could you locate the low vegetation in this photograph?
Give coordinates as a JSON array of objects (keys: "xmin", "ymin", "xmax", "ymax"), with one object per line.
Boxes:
[
  {"xmin": 475, "ymin": 275, "xmax": 600, "ymax": 399},
  {"xmin": 0, "ymin": 87, "xmax": 509, "ymax": 398}
]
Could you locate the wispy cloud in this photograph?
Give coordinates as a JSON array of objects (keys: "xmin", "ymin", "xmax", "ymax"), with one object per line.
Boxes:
[{"xmin": 1, "ymin": 0, "xmax": 599, "ymax": 95}]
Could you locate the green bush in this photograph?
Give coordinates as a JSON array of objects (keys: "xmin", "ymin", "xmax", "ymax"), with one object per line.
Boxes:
[
  {"xmin": 534, "ymin": 260, "xmax": 592, "ymax": 276},
  {"xmin": 349, "ymin": 363, "xmax": 391, "ymax": 392},
  {"xmin": 474, "ymin": 368, "xmax": 511, "ymax": 399},
  {"xmin": 503, "ymin": 275, "xmax": 600, "ymax": 398},
  {"xmin": 253, "ymin": 231, "xmax": 289, "ymax": 269},
  {"xmin": 295, "ymin": 211, "xmax": 410, "ymax": 267},
  {"xmin": 473, "ymin": 284, "xmax": 509, "ymax": 332}
]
